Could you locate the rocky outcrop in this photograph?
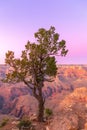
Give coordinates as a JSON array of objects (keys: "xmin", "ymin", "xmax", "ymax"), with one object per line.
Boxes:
[
  {"xmin": 10, "ymin": 94, "xmax": 37, "ymax": 117},
  {"xmin": 0, "ymin": 83, "xmax": 37, "ymax": 117},
  {"xmin": 49, "ymin": 112, "xmax": 79, "ymax": 130},
  {"xmin": 54, "ymin": 87, "xmax": 87, "ymax": 130}
]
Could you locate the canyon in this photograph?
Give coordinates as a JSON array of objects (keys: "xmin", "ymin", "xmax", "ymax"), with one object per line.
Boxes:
[{"xmin": 0, "ymin": 64, "xmax": 87, "ymax": 130}]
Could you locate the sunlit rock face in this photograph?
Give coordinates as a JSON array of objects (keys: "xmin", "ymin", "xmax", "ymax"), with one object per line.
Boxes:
[{"xmin": 49, "ymin": 87, "xmax": 87, "ymax": 130}]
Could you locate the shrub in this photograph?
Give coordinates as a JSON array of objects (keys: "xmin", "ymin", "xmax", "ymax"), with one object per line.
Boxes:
[
  {"xmin": 17, "ymin": 119, "xmax": 32, "ymax": 130},
  {"xmin": 0, "ymin": 118, "xmax": 9, "ymax": 127},
  {"xmin": 44, "ymin": 108, "xmax": 53, "ymax": 119}
]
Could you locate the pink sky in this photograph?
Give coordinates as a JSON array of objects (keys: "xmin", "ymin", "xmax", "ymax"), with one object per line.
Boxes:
[{"xmin": 0, "ymin": 0, "xmax": 87, "ymax": 64}]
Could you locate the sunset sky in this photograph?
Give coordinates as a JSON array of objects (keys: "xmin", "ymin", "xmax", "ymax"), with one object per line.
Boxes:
[{"xmin": 0, "ymin": 0, "xmax": 87, "ymax": 64}]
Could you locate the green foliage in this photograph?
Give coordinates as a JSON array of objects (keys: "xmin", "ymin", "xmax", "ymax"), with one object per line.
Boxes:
[
  {"xmin": 17, "ymin": 119, "xmax": 32, "ymax": 129},
  {"xmin": 4, "ymin": 26, "xmax": 68, "ymax": 84},
  {"xmin": 45, "ymin": 56, "xmax": 57, "ymax": 76},
  {"xmin": 0, "ymin": 118, "xmax": 9, "ymax": 127},
  {"xmin": 44, "ymin": 108, "xmax": 53, "ymax": 118}
]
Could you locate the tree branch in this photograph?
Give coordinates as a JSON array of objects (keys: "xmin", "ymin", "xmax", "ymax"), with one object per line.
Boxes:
[
  {"xmin": 23, "ymin": 79, "xmax": 34, "ymax": 90},
  {"xmin": 44, "ymin": 77, "xmax": 54, "ymax": 82},
  {"xmin": 33, "ymin": 86, "xmax": 39, "ymax": 100}
]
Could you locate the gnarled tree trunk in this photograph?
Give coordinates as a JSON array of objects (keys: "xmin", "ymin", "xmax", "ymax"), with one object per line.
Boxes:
[{"xmin": 37, "ymin": 95, "xmax": 45, "ymax": 122}]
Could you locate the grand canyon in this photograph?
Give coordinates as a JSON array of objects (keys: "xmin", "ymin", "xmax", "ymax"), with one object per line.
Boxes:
[{"xmin": 0, "ymin": 64, "xmax": 87, "ymax": 130}]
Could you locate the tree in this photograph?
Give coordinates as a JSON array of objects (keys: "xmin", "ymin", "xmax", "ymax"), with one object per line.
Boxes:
[{"xmin": 5, "ymin": 26, "xmax": 68, "ymax": 122}]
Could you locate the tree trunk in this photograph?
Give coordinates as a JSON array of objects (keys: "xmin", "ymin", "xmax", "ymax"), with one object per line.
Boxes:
[
  {"xmin": 33, "ymin": 79, "xmax": 45, "ymax": 122},
  {"xmin": 37, "ymin": 96, "xmax": 44, "ymax": 122}
]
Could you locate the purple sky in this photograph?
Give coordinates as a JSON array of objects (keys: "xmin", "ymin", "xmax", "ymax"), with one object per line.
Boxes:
[{"xmin": 0, "ymin": 0, "xmax": 87, "ymax": 64}]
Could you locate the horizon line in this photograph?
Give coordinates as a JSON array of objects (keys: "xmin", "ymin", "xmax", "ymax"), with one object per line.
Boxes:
[{"xmin": 0, "ymin": 64, "xmax": 87, "ymax": 66}]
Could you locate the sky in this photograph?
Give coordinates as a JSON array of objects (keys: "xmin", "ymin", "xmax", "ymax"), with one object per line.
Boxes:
[{"xmin": 0, "ymin": 0, "xmax": 87, "ymax": 64}]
